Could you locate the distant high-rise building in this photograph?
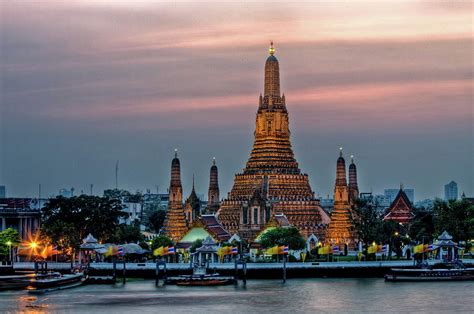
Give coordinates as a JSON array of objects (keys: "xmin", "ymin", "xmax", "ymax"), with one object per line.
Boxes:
[
  {"xmin": 384, "ymin": 188, "xmax": 414, "ymax": 204},
  {"xmin": 444, "ymin": 181, "xmax": 458, "ymax": 201},
  {"xmin": 0, "ymin": 186, "xmax": 5, "ymax": 198}
]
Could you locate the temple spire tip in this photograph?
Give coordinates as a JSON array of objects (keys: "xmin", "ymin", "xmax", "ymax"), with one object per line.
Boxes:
[{"xmin": 269, "ymin": 41, "xmax": 275, "ymax": 56}]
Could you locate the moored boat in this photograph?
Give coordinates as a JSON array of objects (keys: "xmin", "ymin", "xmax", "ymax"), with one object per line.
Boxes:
[
  {"xmin": 0, "ymin": 272, "xmax": 61, "ymax": 291},
  {"xmin": 28, "ymin": 273, "xmax": 85, "ymax": 291},
  {"xmin": 385, "ymin": 262, "xmax": 474, "ymax": 282}
]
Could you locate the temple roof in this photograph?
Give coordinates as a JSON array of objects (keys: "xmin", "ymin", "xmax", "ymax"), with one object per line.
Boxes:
[{"xmin": 383, "ymin": 188, "xmax": 414, "ymax": 224}]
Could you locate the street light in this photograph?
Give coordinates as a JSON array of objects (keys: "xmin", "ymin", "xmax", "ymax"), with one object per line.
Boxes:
[{"xmin": 6, "ymin": 241, "xmax": 12, "ymax": 263}]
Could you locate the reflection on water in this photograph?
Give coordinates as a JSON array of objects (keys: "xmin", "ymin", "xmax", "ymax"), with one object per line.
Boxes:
[{"xmin": 2, "ymin": 278, "xmax": 473, "ymax": 313}]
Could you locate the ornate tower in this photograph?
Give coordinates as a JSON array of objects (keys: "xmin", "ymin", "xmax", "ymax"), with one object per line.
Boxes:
[
  {"xmin": 163, "ymin": 149, "xmax": 188, "ymax": 242},
  {"xmin": 184, "ymin": 176, "xmax": 201, "ymax": 225},
  {"xmin": 326, "ymin": 148, "xmax": 354, "ymax": 247},
  {"xmin": 348, "ymin": 155, "xmax": 359, "ymax": 204},
  {"xmin": 205, "ymin": 158, "xmax": 220, "ymax": 214},
  {"xmin": 218, "ymin": 43, "xmax": 324, "ymax": 240}
]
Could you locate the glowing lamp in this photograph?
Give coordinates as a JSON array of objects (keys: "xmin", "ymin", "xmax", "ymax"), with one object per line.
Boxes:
[{"xmin": 6, "ymin": 241, "xmax": 12, "ymax": 246}]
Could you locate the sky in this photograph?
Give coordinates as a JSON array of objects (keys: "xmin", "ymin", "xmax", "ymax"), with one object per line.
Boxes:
[{"xmin": 0, "ymin": 0, "xmax": 472, "ymax": 201}]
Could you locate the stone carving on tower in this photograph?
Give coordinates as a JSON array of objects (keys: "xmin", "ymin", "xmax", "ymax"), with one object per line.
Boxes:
[
  {"xmin": 205, "ymin": 158, "xmax": 220, "ymax": 214},
  {"xmin": 163, "ymin": 149, "xmax": 188, "ymax": 242},
  {"xmin": 326, "ymin": 148, "xmax": 355, "ymax": 248},
  {"xmin": 217, "ymin": 43, "xmax": 325, "ymax": 241}
]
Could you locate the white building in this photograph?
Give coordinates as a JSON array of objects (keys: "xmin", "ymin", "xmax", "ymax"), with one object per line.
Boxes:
[{"xmin": 444, "ymin": 181, "xmax": 458, "ymax": 201}]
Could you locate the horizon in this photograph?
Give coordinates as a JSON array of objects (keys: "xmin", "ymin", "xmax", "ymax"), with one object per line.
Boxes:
[{"xmin": 1, "ymin": 1, "xmax": 472, "ymax": 200}]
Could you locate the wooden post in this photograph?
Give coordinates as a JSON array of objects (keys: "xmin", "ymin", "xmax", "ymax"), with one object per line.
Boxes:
[
  {"xmin": 282, "ymin": 255, "xmax": 287, "ymax": 283},
  {"xmin": 112, "ymin": 259, "xmax": 117, "ymax": 281},
  {"xmin": 155, "ymin": 260, "xmax": 159, "ymax": 287},
  {"xmin": 122, "ymin": 261, "xmax": 126, "ymax": 284}
]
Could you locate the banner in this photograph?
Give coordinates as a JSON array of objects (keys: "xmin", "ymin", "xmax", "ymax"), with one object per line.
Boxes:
[
  {"xmin": 318, "ymin": 245, "xmax": 331, "ymax": 255},
  {"xmin": 153, "ymin": 246, "xmax": 175, "ymax": 256}
]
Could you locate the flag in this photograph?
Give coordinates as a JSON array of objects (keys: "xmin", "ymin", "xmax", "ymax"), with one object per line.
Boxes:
[
  {"xmin": 368, "ymin": 244, "xmax": 378, "ymax": 254},
  {"xmin": 153, "ymin": 246, "xmax": 164, "ymax": 256},
  {"xmin": 265, "ymin": 246, "xmax": 278, "ymax": 255},
  {"xmin": 318, "ymin": 245, "xmax": 331, "ymax": 255},
  {"xmin": 332, "ymin": 245, "xmax": 340, "ymax": 254},
  {"xmin": 381, "ymin": 244, "xmax": 388, "ymax": 253},
  {"xmin": 426, "ymin": 244, "xmax": 435, "ymax": 251},
  {"xmin": 282, "ymin": 246, "xmax": 289, "ymax": 254},
  {"xmin": 166, "ymin": 246, "xmax": 175, "ymax": 254},
  {"xmin": 413, "ymin": 244, "xmax": 425, "ymax": 254},
  {"xmin": 105, "ymin": 245, "xmax": 118, "ymax": 257},
  {"xmin": 117, "ymin": 245, "xmax": 124, "ymax": 255},
  {"xmin": 231, "ymin": 247, "xmax": 238, "ymax": 254}
]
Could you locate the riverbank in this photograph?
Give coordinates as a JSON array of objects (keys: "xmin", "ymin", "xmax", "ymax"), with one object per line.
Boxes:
[{"xmin": 8, "ymin": 260, "xmax": 474, "ymax": 279}]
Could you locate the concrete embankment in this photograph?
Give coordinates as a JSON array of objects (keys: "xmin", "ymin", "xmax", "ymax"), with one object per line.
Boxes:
[{"xmin": 11, "ymin": 260, "xmax": 472, "ymax": 279}]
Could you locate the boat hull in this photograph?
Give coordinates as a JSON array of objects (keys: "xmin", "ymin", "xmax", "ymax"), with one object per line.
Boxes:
[{"xmin": 385, "ymin": 268, "xmax": 474, "ymax": 282}]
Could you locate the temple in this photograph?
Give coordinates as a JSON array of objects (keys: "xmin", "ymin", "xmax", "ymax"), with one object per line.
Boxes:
[
  {"xmin": 163, "ymin": 150, "xmax": 188, "ymax": 242},
  {"xmin": 217, "ymin": 43, "xmax": 325, "ymax": 241},
  {"xmin": 326, "ymin": 148, "xmax": 356, "ymax": 248},
  {"xmin": 205, "ymin": 158, "xmax": 220, "ymax": 214},
  {"xmin": 383, "ymin": 187, "xmax": 415, "ymax": 225}
]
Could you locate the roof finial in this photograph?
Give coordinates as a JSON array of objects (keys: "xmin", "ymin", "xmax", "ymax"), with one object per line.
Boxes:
[
  {"xmin": 339, "ymin": 146, "xmax": 343, "ymax": 157},
  {"xmin": 400, "ymin": 182, "xmax": 404, "ymax": 190},
  {"xmin": 174, "ymin": 148, "xmax": 178, "ymax": 158},
  {"xmin": 350, "ymin": 154, "xmax": 354, "ymax": 163},
  {"xmin": 192, "ymin": 174, "xmax": 195, "ymax": 190},
  {"xmin": 269, "ymin": 41, "xmax": 275, "ymax": 56},
  {"xmin": 212, "ymin": 157, "xmax": 216, "ymax": 165}
]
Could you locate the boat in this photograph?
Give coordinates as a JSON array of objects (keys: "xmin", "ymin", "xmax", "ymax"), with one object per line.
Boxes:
[
  {"xmin": 0, "ymin": 272, "xmax": 61, "ymax": 291},
  {"xmin": 385, "ymin": 261, "xmax": 474, "ymax": 282},
  {"xmin": 166, "ymin": 265, "xmax": 236, "ymax": 286},
  {"xmin": 28, "ymin": 273, "xmax": 85, "ymax": 293}
]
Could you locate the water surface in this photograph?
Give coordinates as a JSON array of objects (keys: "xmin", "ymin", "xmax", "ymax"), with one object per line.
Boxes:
[{"xmin": 1, "ymin": 279, "xmax": 472, "ymax": 313}]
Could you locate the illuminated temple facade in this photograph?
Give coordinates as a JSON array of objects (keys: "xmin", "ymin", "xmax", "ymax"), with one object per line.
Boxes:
[
  {"xmin": 325, "ymin": 149, "xmax": 358, "ymax": 248},
  {"xmin": 217, "ymin": 43, "xmax": 326, "ymax": 241}
]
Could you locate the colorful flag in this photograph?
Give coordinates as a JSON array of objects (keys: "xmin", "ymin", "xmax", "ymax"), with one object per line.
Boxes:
[
  {"xmin": 426, "ymin": 244, "xmax": 435, "ymax": 251},
  {"xmin": 413, "ymin": 244, "xmax": 425, "ymax": 254},
  {"xmin": 318, "ymin": 245, "xmax": 331, "ymax": 255},
  {"xmin": 332, "ymin": 245, "xmax": 340, "ymax": 254},
  {"xmin": 117, "ymin": 245, "xmax": 124, "ymax": 255},
  {"xmin": 153, "ymin": 246, "xmax": 164, "ymax": 256},
  {"xmin": 231, "ymin": 247, "xmax": 238, "ymax": 254},
  {"xmin": 368, "ymin": 244, "xmax": 378, "ymax": 254},
  {"xmin": 283, "ymin": 246, "xmax": 289, "ymax": 254},
  {"xmin": 381, "ymin": 244, "xmax": 388, "ymax": 253},
  {"xmin": 167, "ymin": 246, "xmax": 175, "ymax": 254}
]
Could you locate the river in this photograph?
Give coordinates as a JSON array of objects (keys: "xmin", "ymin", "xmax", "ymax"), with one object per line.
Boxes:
[{"xmin": 1, "ymin": 279, "xmax": 472, "ymax": 313}]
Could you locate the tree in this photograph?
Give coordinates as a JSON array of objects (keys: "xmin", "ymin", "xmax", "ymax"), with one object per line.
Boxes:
[
  {"xmin": 41, "ymin": 195, "xmax": 127, "ymax": 253},
  {"xmin": 144, "ymin": 208, "xmax": 167, "ymax": 233},
  {"xmin": 433, "ymin": 199, "xmax": 474, "ymax": 242},
  {"xmin": 350, "ymin": 199, "xmax": 382, "ymax": 250},
  {"xmin": 408, "ymin": 208, "xmax": 435, "ymax": 243},
  {"xmin": 190, "ymin": 239, "xmax": 203, "ymax": 253},
  {"xmin": 108, "ymin": 222, "xmax": 144, "ymax": 244},
  {"xmin": 259, "ymin": 227, "xmax": 306, "ymax": 250},
  {"xmin": 151, "ymin": 235, "xmax": 174, "ymax": 251},
  {"xmin": 0, "ymin": 228, "xmax": 20, "ymax": 258}
]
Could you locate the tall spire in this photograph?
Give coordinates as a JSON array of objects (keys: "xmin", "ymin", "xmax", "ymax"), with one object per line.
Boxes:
[
  {"xmin": 349, "ymin": 155, "xmax": 359, "ymax": 203},
  {"xmin": 336, "ymin": 147, "xmax": 347, "ymax": 186},
  {"xmin": 163, "ymin": 150, "xmax": 187, "ymax": 242},
  {"xmin": 206, "ymin": 157, "xmax": 220, "ymax": 214},
  {"xmin": 264, "ymin": 41, "xmax": 280, "ymax": 97}
]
